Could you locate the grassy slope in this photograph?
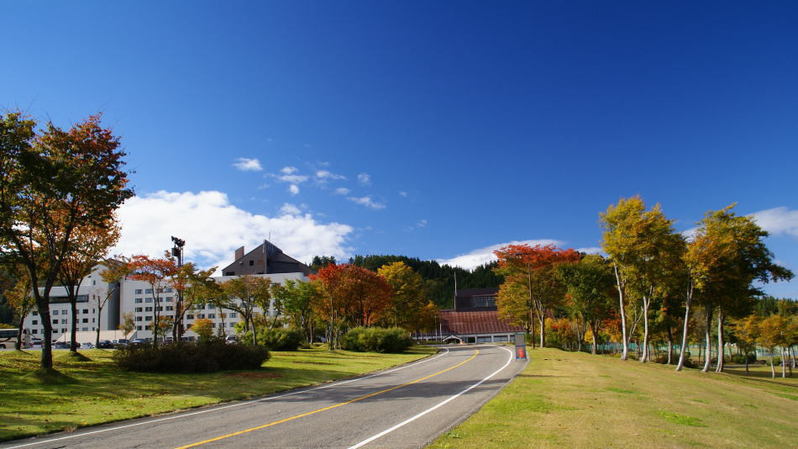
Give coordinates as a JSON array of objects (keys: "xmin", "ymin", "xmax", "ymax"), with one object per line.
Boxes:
[
  {"xmin": 0, "ymin": 346, "xmax": 435, "ymax": 442},
  {"xmin": 429, "ymin": 348, "xmax": 797, "ymax": 449}
]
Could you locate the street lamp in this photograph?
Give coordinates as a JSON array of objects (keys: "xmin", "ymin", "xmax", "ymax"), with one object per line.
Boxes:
[{"xmin": 171, "ymin": 236, "xmax": 185, "ymax": 340}]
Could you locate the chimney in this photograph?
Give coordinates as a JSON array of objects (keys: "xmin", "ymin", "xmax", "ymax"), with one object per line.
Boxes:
[{"xmin": 234, "ymin": 246, "xmax": 244, "ymax": 261}]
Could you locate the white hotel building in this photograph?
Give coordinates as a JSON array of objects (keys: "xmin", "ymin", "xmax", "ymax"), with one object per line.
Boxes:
[{"xmin": 23, "ymin": 240, "xmax": 310, "ymax": 342}]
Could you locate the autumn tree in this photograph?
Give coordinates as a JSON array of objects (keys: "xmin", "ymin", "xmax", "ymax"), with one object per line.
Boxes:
[
  {"xmin": 96, "ymin": 259, "xmax": 130, "ymax": 346},
  {"xmin": 377, "ymin": 261, "xmax": 429, "ymax": 331},
  {"xmin": 496, "ymin": 279, "xmax": 535, "ymax": 340},
  {"xmin": 219, "ymin": 275, "xmax": 272, "ymax": 345},
  {"xmin": 191, "ymin": 318, "xmax": 214, "ymax": 341},
  {"xmin": 557, "ymin": 254, "xmax": 616, "ymax": 354},
  {"xmin": 731, "ymin": 314, "xmax": 760, "ymax": 373},
  {"xmin": 5, "ymin": 267, "xmax": 35, "ymax": 350},
  {"xmin": 494, "ymin": 244, "xmax": 580, "ymax": 348},
  {"xmin": 313, "ymin": 264, "xmax": 392, "ymax": 348},
  {"xmin": 127, "ymin": 255, "xmax": 178, "ymax": 347},
  {"xmin": 682, "ymin": 206, "xmax": 792, "ymax": 373},
  {"xmin": 601, "ymin": 196, "xmax": 684, "ymax": 362},
  {"xmin": 118, "ymin": 312, "xmax": 135, "ymax": 337},
  {"xmin": 171, "ymin": 263, "xmax": 218, "ymax": 341},
  {"xmin": 0, "ymin": 113, "xmax": 133, "ymax": 369},
  {"xmin": 58, "ymin": 221, "xmax": 121, "ymax": 352}
]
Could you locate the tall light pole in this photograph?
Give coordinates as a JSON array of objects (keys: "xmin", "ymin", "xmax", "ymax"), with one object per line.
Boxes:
[{"xmin": 171, "ymin": 236, "xmax": 185, "ymax": 340}]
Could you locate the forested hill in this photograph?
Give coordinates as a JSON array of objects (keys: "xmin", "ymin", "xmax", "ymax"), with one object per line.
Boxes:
[{"xmin": 347, "ymin": 255, "xmax": 502, "ymax": 309}]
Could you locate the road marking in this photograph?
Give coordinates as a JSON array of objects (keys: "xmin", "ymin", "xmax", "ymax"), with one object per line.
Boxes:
[
  {"xmin": 1, "ymin": 348, "xmax": 450, "ymax": 449},
  {"xmin": 347, "ymin": 346, "xmax": 516, "ymax": 449},
  {"xmin": 174, "ymin": 349, "xmax": 480, "ymax": 449}
]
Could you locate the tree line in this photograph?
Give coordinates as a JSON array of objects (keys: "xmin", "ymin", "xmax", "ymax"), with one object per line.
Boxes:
[{"xmin": 495, "ymin": 196, "xmax": 796, "ymax": 378}]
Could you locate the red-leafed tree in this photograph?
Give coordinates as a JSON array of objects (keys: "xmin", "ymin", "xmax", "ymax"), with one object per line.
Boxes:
[
  {"xmin": 127, "ymin": 255, "xmax": 178, "ymax": 346},
  {"xmin": 313, "ymin": 264, "xmax": 392, "ymax": 348},
  {"xmin": 494, "ymin": 244, "xmax": 580, "ymax": 348}
]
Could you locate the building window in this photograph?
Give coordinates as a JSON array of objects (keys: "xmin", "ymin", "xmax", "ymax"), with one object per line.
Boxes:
[
  {"xmin": 32, "ymin": 329, "xmax": 38, "ymax": 334},
  {"xmin": 82, "ymin": 318, "xmax": 89, "ymax": 323},
  {"xmin": 135, "ymin": 298, "xmax": 143, "ymax": 304},
  {"xmin": 166, "ymin": 306, "xmax": 174, "ymax": 311},
  {"xmin": 249, "ymin": 260, "xmax": 254, "ymax": 266},
  {"xmin": 32, "ymin": 320, "xmax": 38, "ymax": 325},
  {"xmin": 135, "ymin": 289, "xmax": 142, "ymax": 294},
  {"xmin": 81, "ymin": 327, "xmax": 89, "ymax": 331},
  {"xmin": 165, "ymin": 287, "xmax": 173, "ymax": 293},
  {"xmin": 145, "ymin": 298, "xmax": 153, "ymax": 303},
  {"xmin": 198, "ymin": 314, "xmax": 205, "ymax": 319},
  {"xmin": 135, "ymin": 307, "xmax": 142, "ymax": 313},
  {"xmin": 52, "ymin": 310, "xmax": 59, "ymax": 316},
  {"xmin": 208, "ymin": 314, "xmax": 215, "ymax": 319},
  {"xmin": 136, "ymin": 326, "xmax": 142, "ymax": 330},
  {"xmin": 207, "ymin": 304, "xmax": 215, "ymax": 310},
  {"xmin": 145, "ymin": 316, "xmax": 152, "ymax": 321},
  {"xmin": 145, "ymin": 307, "xmax": 153, "ymax": 312},
  {"xmin": 156, "ymin": 306, "xmax": 163, "ymax": 312},
  {"xmin": 145, "ymin": 289, "xmax": 153, "ymax": 294},
  {"xmin": 32, "ymin": 311, "xmax": 38, "ymax": 316},
  {"xmin": 82, "ymin": 309, "xmax": 89, "ymax": 314},
  {"xmin": 229, "ymin": 312, "xmax": 237, "ymax": 318},
  {"xmin": 187, "ymin": 314, "xmax": 194, "ymax": 319},
  {"xmin": 145, "ymin": 325, "xmax": 151, "ymax": 330},
  {"xmin": 136, "ymin": 316, "xmax": 142, "ymax": 322}
]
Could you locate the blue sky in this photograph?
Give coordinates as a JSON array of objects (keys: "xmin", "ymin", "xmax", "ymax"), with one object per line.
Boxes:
[{"xmin": 2, "ymin": 1, "xmax": 797, "ymax": 297}]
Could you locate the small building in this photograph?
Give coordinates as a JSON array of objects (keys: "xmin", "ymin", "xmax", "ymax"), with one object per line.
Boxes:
[{"xmin": 435, "ymin": 288, "xmax": 524, "ymax": 344}]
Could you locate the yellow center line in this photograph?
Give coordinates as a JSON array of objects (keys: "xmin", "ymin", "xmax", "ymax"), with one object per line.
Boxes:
[{"xmin": 174, "ymin": 349, "xmax": 480, "ymax": 449}]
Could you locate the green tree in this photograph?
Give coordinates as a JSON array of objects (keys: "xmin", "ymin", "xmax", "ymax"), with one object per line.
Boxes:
[
  {"xmin": 0, "ymin": 113, "xmax": 133, "ymax": 369},
  {"xmin": 269, "ymin": 279, "xmax": 320, "ymax": 344},
  {"xmin": 557, "ymin": 254, "xmax": 616, "ymax": 355},
  {"xmin": 220, "ymin": 275, "xmax": 272, "ymax": 345},
  {"xmin": 118, "ymin": 312, "xmax": 135, "ymax": 338},
  {"xmin": 191, "ymin": 318, "xmax": 214, "ymax": 341},
  {"xmin": 96, "ymin": 259, "xmax": 130, "ymax": 346}
]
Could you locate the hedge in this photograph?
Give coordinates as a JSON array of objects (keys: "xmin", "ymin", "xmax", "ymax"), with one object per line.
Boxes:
[
  {"xmin": 341, "ymin": 327, "xmax": 413, "ymax": 353},
  {"xmin": 113, "ymin": 340, "xmax": 270, "ymax": 373}
]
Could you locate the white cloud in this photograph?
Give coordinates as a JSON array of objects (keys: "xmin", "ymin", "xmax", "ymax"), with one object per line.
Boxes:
[
  {"xmin": 399, "ymin": 191, "xmax": 408, "ymax": 197},
  {"xmin": 751, "ymin": 207, "xmax": 798, "ymax": 238},
  {"xmin": 113, "ymin": 191, "xmax": 353, "ymax": 270},
  {"xmin": 280, "ymin": 203, "xmax": 301, "ymax": 216},
  {"xmin": 232, "ymin": 158, "xmax": 262, "ymax": 172},
  {"xmin": 357, "ymin": 173, "xmax": 371, "ymax": 185},
  {"xmin": 281, "ymin": 166, "xmax": 298, "ymax": 175},
  {"xmin": 347, "ymin": 196, "xmax": 386, "ymax": 210},
  {"xmin": 576, "ymin": 247, "xmax": 603, "ymax": 255},
  {"xmin": 417, "ymin": 219, "xmax": 428, "ymax": 228},
  {"xmin": 437, "ymin": 239, "xmax": 563, "ymax": 271},
  {"xmin": 334, "ymin": 187, "xmax": 351, "ymax": 195},
  {"xmin": 288, "ymin": 184, "xmax": 300, "ymax": 195},
  {"xmin": 315, "ymin": 170, "xmax": 346, "ymax": 182}
]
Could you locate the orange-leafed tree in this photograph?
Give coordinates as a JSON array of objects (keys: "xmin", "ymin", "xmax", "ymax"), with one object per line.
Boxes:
[
  {"xmin": 127, "ymin": 255, "xmax": 178, "ymax": 347},
  {"xmin": 313, "ymin": 264, "xmax": 392, "ymax": 348},
  {"xmin": 494, "ymin": 244, "xmax": 580, "ymax": 348}
]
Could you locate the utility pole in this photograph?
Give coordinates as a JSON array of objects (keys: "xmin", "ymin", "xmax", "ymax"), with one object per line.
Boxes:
[{"xmin": 453, "ymin": 271, "xmax": 458, "ymax": 311}]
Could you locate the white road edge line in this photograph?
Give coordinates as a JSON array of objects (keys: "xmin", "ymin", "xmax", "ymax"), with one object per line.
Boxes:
[
  {"xmin": 347, "ymin": 345, "xmax": 517, "ymax": 449},
  {"xmin": 3, "ymin": 347, "xmax": 451, "ymax": 449}
]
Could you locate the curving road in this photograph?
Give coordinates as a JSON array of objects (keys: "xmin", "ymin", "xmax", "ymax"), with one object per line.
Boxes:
[{"xmin": 2, "ymin": 345, "xmax": 525, "ymax": 449}]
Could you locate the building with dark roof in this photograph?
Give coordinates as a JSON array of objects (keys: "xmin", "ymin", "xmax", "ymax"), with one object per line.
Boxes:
[
  {"xmin": 221, "ymin": 240, "xmax": 311, "ymax": 277},
  {"xmin": 432, "ymin": 288, "xmax": 524, "ymax": 344}
]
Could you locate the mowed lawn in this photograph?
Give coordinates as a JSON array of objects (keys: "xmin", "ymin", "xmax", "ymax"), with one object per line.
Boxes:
[
  {"xmin": 0, "ymin": 346, "xmax": 435, "ymax": 442},
  {"xmin": 429, "ymin": 348, "xmax": 797, "ymax": 449}
]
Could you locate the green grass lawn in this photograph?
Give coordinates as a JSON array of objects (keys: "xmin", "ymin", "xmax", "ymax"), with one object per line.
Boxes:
[
  {"xmin": 0, "ymin": 346, "xmax": 435, "ymax": 442},
  {"xmin": 429, "ymin": 348, "xmax": 797, "ymax": 449}
]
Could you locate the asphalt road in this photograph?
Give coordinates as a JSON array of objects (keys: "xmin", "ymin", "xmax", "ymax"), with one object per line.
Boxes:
[{"xmin": 2, "ymin": 345, "xmax": 526, "ymax": 449}]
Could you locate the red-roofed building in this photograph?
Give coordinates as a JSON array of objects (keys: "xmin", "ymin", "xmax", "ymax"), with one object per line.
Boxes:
[{"xmin": 431, "ymin": 288, "xmax": 524, "ymax": 344}]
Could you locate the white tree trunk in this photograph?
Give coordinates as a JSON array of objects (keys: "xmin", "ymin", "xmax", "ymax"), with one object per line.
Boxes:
[
  {"xmin": 702, "ymin": 308, "xmax": 712, "ymax": 372},
  {"xmin": 715, "ymin": 309, "xmax": 725, "ymax": 373},
  {"xmin": 640, "ymin": 297, "xmax": 650, "ymax": 363},
  {"xmin": 675, "ymin": 285, "xmax": 693, "ymax": 372},
  {"xmin": 613, "ymin": 264, "xmax": 628, "ymax": 360}
]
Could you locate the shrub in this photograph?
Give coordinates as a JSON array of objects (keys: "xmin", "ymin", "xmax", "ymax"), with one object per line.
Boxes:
[
  {"xmin": 113, "ymin": 339, "xmax": 270, "ymax": 373},
  {"xmin": 341, "ymin": 327, "xmax": 413, "ymax": 353},
  {"xmin": 730, "ymin": 353, "xmax": 757, "ymax": 364},
  {"xmin": 259, "ymin": 328, "xmax": 303, "ymax": 351}
]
